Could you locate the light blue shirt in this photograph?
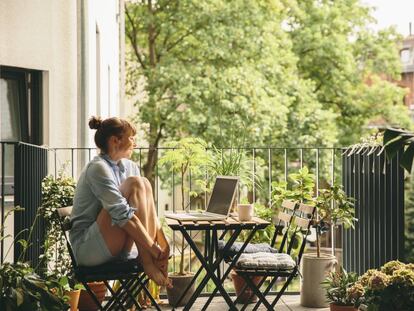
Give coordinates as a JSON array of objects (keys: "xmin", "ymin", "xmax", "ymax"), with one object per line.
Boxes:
[{"xmin": 69, "ymin": 154, "xmax": 140, "ymax": 248}]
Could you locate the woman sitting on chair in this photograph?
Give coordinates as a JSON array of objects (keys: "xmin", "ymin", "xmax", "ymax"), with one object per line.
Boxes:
[{"xmin": 69, "ymin": 116, "xmax": 171, "ymax": 287}]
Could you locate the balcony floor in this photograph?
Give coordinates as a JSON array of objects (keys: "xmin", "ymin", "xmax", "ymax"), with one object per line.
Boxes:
[{"xmin": 149, "ymin": 295, "xmax": 329, "ymax": 310}]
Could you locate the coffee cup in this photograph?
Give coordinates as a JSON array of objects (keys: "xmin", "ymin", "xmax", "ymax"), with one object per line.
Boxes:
[{"xmin": 238, "ymin": 204, "xmax": 254, "ymax": 221}]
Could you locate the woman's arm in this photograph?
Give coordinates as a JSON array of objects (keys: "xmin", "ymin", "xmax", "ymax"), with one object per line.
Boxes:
[
  {"xmin": 85, "ymin": 161, "xmax": 136, "ymax": 227},
  {"xmin": 121, "ymin": 215, "xmax": 165, "ymax": 259}
]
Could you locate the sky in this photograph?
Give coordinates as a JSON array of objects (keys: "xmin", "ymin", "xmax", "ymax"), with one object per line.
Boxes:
[{"xmin": 362, "ymin": 0, "xmax": 414, "ymax": 37}]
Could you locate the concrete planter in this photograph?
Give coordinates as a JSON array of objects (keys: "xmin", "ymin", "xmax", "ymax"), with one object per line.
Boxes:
[
  {"xmin": 300, "ymin": 253, "xmax": 337, "ymax": 308},
  {"xmin": 166, "ymin": 273, "xmax": 195, "ymax": 307}
]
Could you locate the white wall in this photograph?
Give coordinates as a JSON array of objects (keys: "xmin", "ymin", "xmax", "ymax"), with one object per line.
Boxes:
[
  {"xmin": 0, "ymin": 0, "xmax": 122, "ymax": 149},
  {"xmin": 0, "ymin": 0, "xmax": 78, "ymax": 148},
  {"xmin": 83, "ymin": 0, "xmax": 121, "ymax": 148},
  {"xmin": 0, "ymin": 0, "xmax": 123, "ymax": 262}
]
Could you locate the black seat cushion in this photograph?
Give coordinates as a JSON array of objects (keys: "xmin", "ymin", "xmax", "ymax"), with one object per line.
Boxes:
[
  {"xmin": 217, "ymin": 240, "xmax": 278, "ymax": 258},
  {"xmin": 75, "ymin": 251, "xmax": 143, "ymax": 278}
]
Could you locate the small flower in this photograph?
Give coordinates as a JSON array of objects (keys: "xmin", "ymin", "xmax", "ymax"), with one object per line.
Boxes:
[
  {"xmin": 390, "ymin": 268, "xmax": 414, "ymax": 287},
  {"xmin": 381, "ymin": 260, "xmax": 405, "ymax": 275},
  {"xmin": 347, "ymin": 282, "xmax": 365, "ymax": 300},
  {"xmin": 406, "ymin": 263, "xmax": 414, "ymax": 271},
  {"xmin": 359, "ymin": 269, "xmax": 378, "ymax": 286},
  {"xmin": 368, "ymin": 271, "xmax": 389, "ymax": 291}
]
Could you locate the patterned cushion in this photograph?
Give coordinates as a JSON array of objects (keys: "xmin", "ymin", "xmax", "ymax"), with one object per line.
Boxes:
[
  {"xmin": 236, "ymin": 252, "xmax": 296, "ymax": 270},
  {"xmin": 217, "ymin": 240, "xmax": 278, "ymax": 257}
]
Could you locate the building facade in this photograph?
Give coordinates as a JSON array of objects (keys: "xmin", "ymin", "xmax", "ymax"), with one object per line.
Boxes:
[
  {"xmin": 400, "ymin": 35, "xmax": 414, "ymax": 112},
  {"xmin": 0, "ymin": 0, "xmax": 126, "ymax": 262},
  {"xmin": 0, "ymin": 0, "xmax": 126, "ymax": 149}
]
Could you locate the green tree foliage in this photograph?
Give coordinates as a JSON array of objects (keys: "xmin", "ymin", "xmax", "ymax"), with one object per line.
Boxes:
[
  {"xmin": 125, "ymin": 0, "xmax": 412, "ymax": 178},
  {"xmin": 286, "ymin": 0, "xmax": 412, "ymax": 145}
]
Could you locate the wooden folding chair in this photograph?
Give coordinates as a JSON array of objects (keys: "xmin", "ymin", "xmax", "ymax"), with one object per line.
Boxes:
[
  {"xmin": 233, "ymin": 201, "xmax": 316, "ymax": 311},
  {"xmin": 56, "ymin": 206, "xmax": 161, "ymax": 311}
]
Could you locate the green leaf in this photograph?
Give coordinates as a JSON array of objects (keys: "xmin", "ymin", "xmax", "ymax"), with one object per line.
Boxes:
[{"xmin": 400, "ymin": 143, "xmax": 414, "ymax": 172}]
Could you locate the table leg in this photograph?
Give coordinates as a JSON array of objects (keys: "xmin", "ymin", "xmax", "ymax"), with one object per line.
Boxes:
[
  {"xmin": 202, "ymin": 226, "xmax": 260, "ymax": 310},
  {"xmin": 189, "ymin": 226, "xmax": 242, "ymax": 309},
  {"xmin": 180, "ymin": 228, "xmax": 240, "ymax": 311}
]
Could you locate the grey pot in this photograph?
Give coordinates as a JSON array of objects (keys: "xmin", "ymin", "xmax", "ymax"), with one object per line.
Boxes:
[{"xmin": 166, "ymin": 273, "xmax": 196, "ymax": 307}]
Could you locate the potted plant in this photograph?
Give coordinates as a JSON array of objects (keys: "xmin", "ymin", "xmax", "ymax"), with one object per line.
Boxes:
[
  {"xmin": 301, "ymin": 183, "xmax": 357, "ymax": 308},
  {"xmin": 159, "ymin": 137, "xmax": 210, "ymax": 307},
  {"xmin": 271, "ymin": 167, "xmax": 315, "ymax": 257},
  {"xmin": 39, "ymin": 172, "xmax": 89, "ymax": 311},
  {"xmin": 348, "ymin": 260, "xmax": 414, "ymax": 311},
  {"xmin": 0, "ymin": 207, "xmax": 68, "ymax": 310},
  {"xmin": 207, "ymin": 147, "xmax": 257, "ymax": 208},
  {"xmin": 322, "ymin": 267, "xmax": 359, "ymax": 311}
]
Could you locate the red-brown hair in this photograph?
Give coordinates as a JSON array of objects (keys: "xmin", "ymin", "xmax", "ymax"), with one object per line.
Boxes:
[{"xmin": 89, "ymin": 116, "xmax": 136, "ymax": 153}]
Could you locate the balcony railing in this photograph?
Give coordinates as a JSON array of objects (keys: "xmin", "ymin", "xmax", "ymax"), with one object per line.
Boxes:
[{"xmin": 1, "ymin": 142, "xmax": 345, "ymax": 293}]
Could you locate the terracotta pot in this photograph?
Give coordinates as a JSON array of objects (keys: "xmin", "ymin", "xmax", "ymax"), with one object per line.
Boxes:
[
  {"xmin": 66, "ymin": 289, "xmax": 81, "ymax": 311},
  {"xmin": 329, "ymin": 303, "xmax": 358, "ymax": 311},
  {"xmin": 300, "ymin": 253, "xmax": 337, "ymax": 308},
  {"xmin": 166, "ymin": 273, "xmax": 195, "ymax": 307},
  {"xmin": 231, "ymin": 270, "xmax": 264, "ymax": 304},
  {"xmin": 78, "ymin": 282, "xmax": 106, "ymax": 311}
]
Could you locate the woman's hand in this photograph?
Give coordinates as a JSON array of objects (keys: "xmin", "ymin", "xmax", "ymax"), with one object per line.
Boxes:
[{"xmin": 155, "ymin": 245, "xmax": 170, "ymax": 278}]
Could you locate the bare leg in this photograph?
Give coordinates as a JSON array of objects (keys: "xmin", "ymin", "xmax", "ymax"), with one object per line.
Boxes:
[
  {"xmin": 121, "ymin": 177, "xmax": 170, "ymax": 285},
  {"xmin": 97, "ymin": 176, "xmax": 169, "ymax": 286},
  {"xmin": 142, "ymin": 178, "xmax": 170, "ymax": 277}
]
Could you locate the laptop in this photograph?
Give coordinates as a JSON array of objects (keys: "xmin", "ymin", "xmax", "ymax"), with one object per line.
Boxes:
[{"xmin": 164, "ymin": 176, "xmax": 239, "ymax": 221}]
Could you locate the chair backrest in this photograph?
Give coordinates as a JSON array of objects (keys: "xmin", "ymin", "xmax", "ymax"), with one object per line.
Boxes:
[
  {"xmin": 56, "ymin": 206, "xmax": 78, "ymax": 268},
  {"xmin": 270, "ymin": 199, "xmax": 297, "ymax": 251},
  {"xmin": 294, "ymin": 203, "xmax": 316, "ymax": 265},
  {"xmin": 271, "ymin": 200, "xmax": 316, "ymax": 264}
]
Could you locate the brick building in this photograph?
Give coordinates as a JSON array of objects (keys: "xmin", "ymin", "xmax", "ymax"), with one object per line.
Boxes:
[{"xmin": 399, "ymin": 35, "xmax": 414, "ymax": 111}]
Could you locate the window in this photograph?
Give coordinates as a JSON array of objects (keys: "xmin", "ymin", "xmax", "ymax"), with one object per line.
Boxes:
[
  {"xmin": 0, "ymin": 66, "xmax": 42, "ymax": 144},
  {"xmin": 401, "ymin": 49, "xmax": 411, "ymax": 64}
]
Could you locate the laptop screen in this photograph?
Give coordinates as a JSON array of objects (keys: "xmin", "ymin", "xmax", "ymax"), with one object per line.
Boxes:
[{"xmin": 206, "ymin": 177, "xmax": 238, "ymax": 215}]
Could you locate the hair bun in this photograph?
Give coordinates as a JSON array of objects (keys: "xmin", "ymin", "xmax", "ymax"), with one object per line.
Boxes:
[{"xmin": 89, "ymin": 116, "xmax": 103, "ymax": 130}]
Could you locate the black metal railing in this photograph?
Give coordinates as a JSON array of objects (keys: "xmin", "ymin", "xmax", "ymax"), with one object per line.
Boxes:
[
  {"xmin": 7, "ymin": 142, "xmax": 404, "ymax": 290},
  {"xmin": 49, "ymin": 147, "xmax": 344, "ymax": 276},
  {"xmin": 342, "ymin": 147, "xmax": 405, "ymax": 275},
  {"xmin": 0, "ymin": 142, "xmax": 47, "ymax": 267}
]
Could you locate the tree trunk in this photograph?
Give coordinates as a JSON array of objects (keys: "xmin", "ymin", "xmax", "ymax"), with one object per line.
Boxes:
[
  {"xmin": 316, "ymin": 230, "xmax": 321, "ymax": 257},
  {"xmin": 143, "ymin": 145, "xmax": 158, "ymax": 192}
]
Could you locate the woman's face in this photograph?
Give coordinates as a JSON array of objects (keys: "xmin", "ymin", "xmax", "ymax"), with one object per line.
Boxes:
[{"xmin": 115, "ymin": 133, "xmax": 137, "ymax": 159}]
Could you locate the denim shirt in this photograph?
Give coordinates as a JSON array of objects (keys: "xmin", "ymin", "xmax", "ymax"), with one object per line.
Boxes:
[{"xmin": 69, "ymin": 154, "xmax": 140, "ymax": 249}]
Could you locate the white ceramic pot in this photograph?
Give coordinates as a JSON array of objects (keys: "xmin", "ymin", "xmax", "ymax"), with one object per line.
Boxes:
[
  {"xmin": 237, "ymin": 204, "xmax": 254, "ymax": 221},
  {"xmin": 300, "ymin": 253, "xmax": 337, "ymax": 308}
]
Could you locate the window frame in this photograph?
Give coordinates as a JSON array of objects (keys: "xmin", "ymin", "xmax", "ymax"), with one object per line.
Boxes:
[{"xmin": 0, "ymin": 66, "xmax": 43, "ymax": 144}]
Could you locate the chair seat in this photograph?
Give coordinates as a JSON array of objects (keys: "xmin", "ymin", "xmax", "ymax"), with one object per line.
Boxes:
[
  {"xmin": 75, "ymin": 253, "xmax": 143, "ymax": 279},
  {"xmin": 217, "ymin": 240, "xmax": 278, "ymax": 258},
  {"xmin": 235, "ymin": 252, "xmax": 296, "ymax": 270}
]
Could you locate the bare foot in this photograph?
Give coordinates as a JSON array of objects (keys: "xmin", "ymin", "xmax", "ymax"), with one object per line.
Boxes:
[
  {"xmin": 143, "ymin": 262, "xmax": 171, "ymax": 287},
  {"xmin": 154, "ymin": 257, "xmax": 168, "ymax": 278}
]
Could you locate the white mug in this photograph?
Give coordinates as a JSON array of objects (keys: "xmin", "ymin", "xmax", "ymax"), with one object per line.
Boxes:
[{"xmin": 238, "ymin": 204, "xmax": 254, "ymax": 221}]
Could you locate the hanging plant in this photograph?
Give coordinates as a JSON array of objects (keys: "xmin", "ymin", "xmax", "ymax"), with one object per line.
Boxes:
[{"xmin": 382, "ymin": 127, "xmax": 414, "ymax": 172}]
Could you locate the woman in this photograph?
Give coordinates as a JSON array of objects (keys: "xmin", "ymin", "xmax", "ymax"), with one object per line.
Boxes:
[{"xmin": 69, "ymin": 116, "xmax": 171, "ymax": 287}]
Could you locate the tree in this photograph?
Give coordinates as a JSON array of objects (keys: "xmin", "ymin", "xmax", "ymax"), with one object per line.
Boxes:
[
  {"xmin": 125, "ymin": 0, "xmax": 412, "ymax": 183},
  {"xmin": 125, "ymin": 0, "xmax": 333, "ymax": 181},
  {"xmin": 285, "ymin": 0, "xmax": 412, "ymax": 145}
]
